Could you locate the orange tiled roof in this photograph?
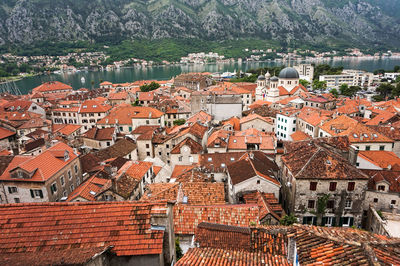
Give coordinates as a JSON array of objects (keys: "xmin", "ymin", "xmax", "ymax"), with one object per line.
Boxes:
[
  {"xmin": 98, "ymin": 104, "xmax": 164, "ymax": 125},
  {"xmin": 0, "ymin": 142, "xmax": 78, "ymax": 182},
  {"xmin": 222, "ymin": 116, "xmax": 240, "ymax": 131},
  {"xmin": 171, "ymin": 137, "xmax": 203, "ymax": 154},
  {"xmin": 176, "ymin": 247, "xmax": 289, "ymax": 266},
  {"xmin": 320, "ymin": 115, "xmax": 394, "ymax": 143},
  {"xmin": 174, "ymin": 204, "xmax": 260, "ymax": 235},
  {"xmin": 297, "ymin": 107, "xmax": 333, "ymax": 126},
  {"xmin": 78, "ymin": 99, "xmax": 112, "ymax": 113},
  {"xmin": 32, "ymin": 81, "xmax": 72, "ymax": 93},
  {"xmin": 0, "ymin": 127, "xmax": 15, "ymax": 140},
  {"xmin": 290, "ymin": 131, "xmax": 311, "ymax": 141},
  {"xmin": 239, "ymin": 113, "xmax": 272, "ymax": 125},
  {"xmin": 0, "ymin": 201, "xmax": 169, "ymax": 258},
  {"xmin": 83, "ymin": 127, "xmax": 115, "ymax": 141},
  {"xmin": 187, "ymin": 111, "xmax": 212, "ymax": 125},
  {"xmin": 53, "ymin": 124, "xmax": 81, "ymax": 136},
  {"xmin": 358, "ymin": 151, "xmax": 400, "ymax": 169},
  {"xmin": 67, "ymin": 175, "xmax": 109, "ymax": 201}
]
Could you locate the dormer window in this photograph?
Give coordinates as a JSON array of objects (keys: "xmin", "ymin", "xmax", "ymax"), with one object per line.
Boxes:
[
  {"xmin": 64, "ymin": 152, "xmax": 70, "ymax": 161},
  {"xmin": 378, "ymin": 185, "xmax": 385, "ymax": 191},
  {"xmin": 83, "ymin": 105, "xmax": 87, "ymax": 108}
]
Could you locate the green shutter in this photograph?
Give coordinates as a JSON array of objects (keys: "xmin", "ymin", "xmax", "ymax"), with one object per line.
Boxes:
[
  {"xmin": 349, "ymin": 217, "xmax": 354, "ymax": 227},
  {"xmin": 339, "ymin": 217, "xmax": 343, "ymax": 227},
  {"xmin": 332, "ymin": 217, "xmax": 336, "ymax": 226},
  {"xmin": 302, "ymin": 217, "xmax": 307, "ymax": 225},
  {"xmin": 322, "ymin": 217, "xmax": 327, "ymax": 226},
  {"xmin": 313, "ymin": 217, "xmax": 317, "ymax": 225}
]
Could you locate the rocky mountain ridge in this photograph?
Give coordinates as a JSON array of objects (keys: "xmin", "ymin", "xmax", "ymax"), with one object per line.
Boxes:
[{"xmin": 0, "ymin": 0, "xmax": 399, "ymax": 48}]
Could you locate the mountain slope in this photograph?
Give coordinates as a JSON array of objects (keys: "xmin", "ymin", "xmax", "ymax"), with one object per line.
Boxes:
[{"xmin": 0, "ymin": 0, "xmax": 399, "ymax": 48}]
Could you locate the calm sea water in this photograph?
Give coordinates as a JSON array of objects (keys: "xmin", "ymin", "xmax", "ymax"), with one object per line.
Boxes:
[{"xmin": 7, "ymin": 57, "xmax": 400, "ymax": 95}]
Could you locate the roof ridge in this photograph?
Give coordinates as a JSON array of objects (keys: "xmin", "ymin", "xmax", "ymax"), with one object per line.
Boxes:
[{"xmin": 295, "ymin": 147, "xmax": 322, "ymax": 178}]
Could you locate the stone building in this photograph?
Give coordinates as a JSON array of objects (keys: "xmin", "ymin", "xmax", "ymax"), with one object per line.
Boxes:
[
  {"xmin": 0, "ymin": 142, "xmax": 82, "ymax": 203},
  {"xmin": 281, "ymin": 138, "xmax": 368, "ymax": 227}
]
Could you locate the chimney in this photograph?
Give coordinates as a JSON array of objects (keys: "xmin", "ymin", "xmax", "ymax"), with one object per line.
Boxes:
[{"xmin": 111, "ymin": 176, "xmax": 117, "ymax": 192}]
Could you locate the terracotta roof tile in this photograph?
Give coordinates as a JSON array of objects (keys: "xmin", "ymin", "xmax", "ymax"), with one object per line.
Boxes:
[
  {"xmin": 83, "ymin": 127, "xmax": 115, "ymax": 141},
  {"xmin": 0, "ymin": 201, "xmax": 168, "ymax": 260},
  {"xmin": 171, "ymin": 137, "xmax": 203, "ymax": 154}
]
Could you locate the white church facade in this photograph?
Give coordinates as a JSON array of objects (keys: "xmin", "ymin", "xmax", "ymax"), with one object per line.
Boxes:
[{"xmin": 255, "ymin": 67, "xmax": 308, "ymax": 103}]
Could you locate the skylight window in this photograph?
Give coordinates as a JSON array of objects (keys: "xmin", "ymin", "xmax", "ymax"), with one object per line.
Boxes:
[
  {"xmin": 363, "ymin": 133, "xmax": 368, "ymax": 138},
  {"xmin": 89, "ymin": 191, "xmax": 96, "ymax": 196},
  {"xmin": 353, "ymin": 134, "xmax": 358, "ymax": 138},
  {"xmin": 83, "ymin": 105, "xmax": 87, "ymax": 108},
  {"xmin": 208, "ymin": 157, "xmax": 212, "ymax": 162}
]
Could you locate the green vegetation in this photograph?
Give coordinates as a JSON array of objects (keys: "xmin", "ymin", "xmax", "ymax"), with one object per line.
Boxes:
[
  {"xmin": 230, "ymin": 74, "xmax": 258, "ymax": 83},
  {"xmin": 312, "ymin": 194, "xmax": 330, "ymax": 226},
  {"xmin": 173, "ymin": 119, "xmax": 186, "ymax": 126},
  {"xmin": 280, "ymin": 214, "xmax": 298, "ymax": 226},
  {"xmin": 330, "ymin": 88, "xmax": 339, "ymax": 98},
  {"xmin": 175, "ymin": 238, "xmax": 183, "ymax": 260},
  {"xmin": 299, "ymin": 79, "xmax": 310, "ymax": 87},
  {"xmin": 377, "ymin": 210, "xmax": 385, "ymax": 220},
  {"xmin": 140, "ymin": 82, "xmax": 160, "ymax": 92},
  {"xmin": 339, "ymin": 84, "xmax": 361, "ymax": 97},
  {"xmin": 312, "ymin": 80, "xmax": 327, "ymax": 91}
]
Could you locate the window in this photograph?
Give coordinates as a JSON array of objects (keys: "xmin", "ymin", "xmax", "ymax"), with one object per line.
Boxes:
[
  {"xmin": 310, "ymin": 182, "xmax": 317, "ymax": 191},
  {"xmin": 208, "ymin": 157, "xmax": 212, "ymax": 162},
  {"xmin": 106, "ymin": 141, "xmax": 110, "ymax": 147},
  {"xmin": 324, "ymin": 217, "xmax": 334, "ymax": 226},
  {"xmin": 342, "ymin": 217, "xmax": 353, "ymax": 227},
  {"xmin": 146, "ymin": 152, "xmax": 150, "ymax": 156},
  {"xmin": 256, "ymin": 180, "xmax": 260, "ymax": 184},
  {"xmin": 158, "ymin": 152, "xmax": 162, "ymax": 156},
  {"xmin": 70, "ymin": 184, "xmax": 74, "ymax": 191},
  {"xmin": 345, "ymin": 199, "xmax": 352, "ymax": 209},
  {"xmin": 30, "ymin": 189, "xmax": 43, "ymax": 199},
  {"xmin": 146, "ymin": 144, "xmax": 150, "ymax": 148},
  {"xmin": 60, "ymin": 176, "xmax": 65, "ymax": 186},
  {"xmin": 373, "ymin": 198, "xmax": 378, "ymax": 203},
  {"xmin": 51, "ymin": 183, "xmax": 57, "ymax": 194},
  {"xmin": 366, "ymin": 146, "xmax": 371, "ymax": 151},
  {"xmin": 327, "ymin": 200, "xmax": 335, "ymax": 209},
  {"xmin": 308, "ymin": 200, "xmax": 315, "ymax": 209},
  {"xmin": 329, "ymin": 182, "xmax": 337, "ymax": 191},
  {"xmin": 14, "ymin": 198, "xmax": 20, "ymax": 203},
  {"xmin": 166, "ymin": 144, "xmax": 170, "ymax": 149},
  {"xmin": 179, "ymin": 156, "xmax": 183, "ymax": 162},
  {"xmin": 379, "ymin": 145, "xmax": 385, "ymax": 151},
  {"xmin": 378, "ymin": 185, "xmax": 385, "ymax": 191},
  {"xmin": 63, "ymin": 191, "xmax": 68, "ymax": 198},
  {"xmin": 391, "ymin": 200, "xmax": 397, "ymax": 204},
  {"xmin": 74, "ymin": 164, "xmax": 78, "ymax": 174},
  {"xmin": 146, "ymin": 120, "xmax": 150, "ymax": 125},
  {"xmin": 68, "ymin": 170, "xmax": 72, "ymax": 180},
  {"xmin": 8, "ymin": 186, "xmax": 18, "ymax": 194},
  {"xmin": 347, "ymin": 182, "xmax": 355, "ymax": 191}
]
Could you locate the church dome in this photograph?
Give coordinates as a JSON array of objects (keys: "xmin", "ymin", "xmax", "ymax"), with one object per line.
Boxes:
[
  {"xmin": 270, "ymin": 76, "xmax": 279, "ymax": 82},
  {"xmin": 258, "ymin": 75, "xmax": 266, "ymax": 80},
  {"xmin": 278, "ymin": 67, "xmax": 299, "ymax": 79},
  {"xmin": 265, "ymin": 71, "xmax": 271, "ymax": 78}
]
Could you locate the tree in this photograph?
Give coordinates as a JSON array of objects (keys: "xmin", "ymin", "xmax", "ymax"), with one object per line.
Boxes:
[
  {"xmin": 330, "ymin": 88, "xmax": 339, "ymax": 98},
  {"xmin": 392, "ymin": 83, "xmax": 400, "ymax": 97},
  {"xmin": 140, "ymin": 81, "xmax": 160, "ymax": 92},
  {"xmin": 376, "ymin": 83, "xmax": 395, "ymax": 98},
  {"xmin": 175, "ymin": 238, "xmax": 183, "ymax": 260},
  {"xmin": 173, "ymin": 119, "xmax": 186, "ymax": 126},
  {"xmin": 312, "ymin": 80, "xmax": 327, "ymax": 91},
  {"xmin": 280, "ymin": 214, "xmax": 297, "ymax": 226},
  {"xmin": 339, "ymin": 84, "xmax": 361, "ymax": 97},
  {"xmin": 312, "ymin": 194, "xmax": 330, "ymax": 226},
  {"xmin": 394, "ymin": 65, "xmax": 400, "ymax": 72},
  {"xmin": 299, "ymin": 79, "xmax": 310, "ymax": 87},
  {"xmin": 372, "ymin": 95, "xmax": 384, "ymax": 102}
]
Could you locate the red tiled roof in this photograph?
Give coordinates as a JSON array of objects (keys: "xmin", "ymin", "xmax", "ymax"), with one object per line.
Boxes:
[
  {"xmin": 176, "ymin": 247, "xmax": 289, "ymax": 266},
  {"xmin": 358, "ymin": 151, "xmax": 400, "ymax": 169},
  {"xmin": 174, "ymin": 204, "xmax": 259, "ymax": 235},
  {"xmin": 282, "ymin": 138, "xmax": 368, "ymax": 180},
  {"xmin": 171, "ymin": 137, "xmax": 203, "ymax": 154},
  {"xmin": 0, "ymin": 142, "xmax": 78, "ymax": 182},
  {"xmin": 98, "ymin": 104, "xmax": 163, "ymax": 125},
  {"xmin": 78, "ymin": 99, "xmax": 112, "ymax": 113},
  {"xmin": 290, "ymin": 131, "xmax": 311, "ymax": 141},
  {"xmin": 67, "ymin": 175, "xmax": 109, "ymax": 201},
  {"xmin": 32, "ymin": 81, "xmax": 72, "ymax": 93},
  {"xmin": 227, "ymin": 152, "xmax": 280, "ymax": 185},
  {"xmin": 0, "ymin": 127, "xmax": 15, "ymax": 140},
  {"xmin": 53, "ymin": 124, "xmax": 81, "ymax": 136},
  {"xmin": 83, "ymin": 127, "xmax": 115, "ymax": 141},
  {"xmin": 0, "ymin": 201, "xmax": 169, "ymax": 259}
]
